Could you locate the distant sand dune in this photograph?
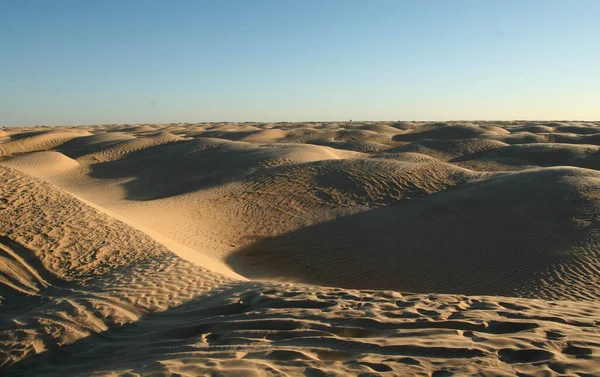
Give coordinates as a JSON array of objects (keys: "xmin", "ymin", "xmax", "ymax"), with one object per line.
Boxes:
[
  {"xmin": 86, "ymin": 138, "xmax": 363, "ymax": 200},
  {"xmin": 0, "ymin": 129, "xmax": 90, "ymax": 157},
  {"xmin": 387, "ymin": 138, "xmax": 509, "ymax": 161}
]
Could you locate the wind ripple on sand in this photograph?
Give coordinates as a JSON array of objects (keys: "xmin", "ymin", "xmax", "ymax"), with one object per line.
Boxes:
[
  {"xmin": 0, "ymin": 166, "xmax": 231, "ymax": 367},
  {"xmin": 7, "ymin": 283, "xmax": 600, "ymax": 377}
]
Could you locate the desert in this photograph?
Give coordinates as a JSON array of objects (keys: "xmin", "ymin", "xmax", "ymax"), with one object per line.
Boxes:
[{"xmin": 1, "ymin": 121, "xmax": 599, "ymax": 376}]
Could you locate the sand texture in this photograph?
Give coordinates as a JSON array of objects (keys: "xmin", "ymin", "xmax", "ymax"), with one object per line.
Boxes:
[{"xmin": 1, "ymin": 121, "xmax": 600, "ymax": 376}]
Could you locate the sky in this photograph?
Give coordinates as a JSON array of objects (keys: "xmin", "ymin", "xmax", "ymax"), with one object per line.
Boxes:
[{"xmin": 1, "ymin": 0, "xmax": 599, "ymax": 126}]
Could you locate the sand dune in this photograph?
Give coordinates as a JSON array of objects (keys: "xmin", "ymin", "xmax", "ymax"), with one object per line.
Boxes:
[
  {"xmin": 190, "ymin": 124, "xmax": 398, "ymax": 152},
  {"xmin": 392, "ymin": 123, "xmax": 509, "ymax": 142},
  {"xmin": 0, "ymin": 166, "xmax": 232, "ymax": 367},
  {"xmin": 472, "ymin": 143, "xmax": 600, "ymax": 170},
  {"xmin": 79, "ymin": 131, "xmax": 184, "ymax": 163},
  {"xmin": 371, "ymin": 151, "xmax": 440, "ymax": 163},
  {"xmin": 1, "ymin": 121, "xmax": 600, "ymax": 376},
  {"xmin": 230, "ymin": 167, "xmax": 600, "ymax": 300},
  {"xmin": 0, "ymin": 129, "xmax": 90, "ymax": 157},
  {"xmin": 1, "ymin": 151, "xmax": 79, "ymax": 178},
  {"xmin": 81, "ymin": 138, "xmax": 362, "ymax": 200},
  {"xmin": 54, "ymin": 132, "xmax": 137, "ymax": 158},
  {"xmin": 387, "ymin": 138, "xmax": 509, "ymax": 162}
]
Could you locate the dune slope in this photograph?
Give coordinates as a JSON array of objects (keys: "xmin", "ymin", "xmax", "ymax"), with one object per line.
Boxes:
[{"xmin": 229, "ymin": 167, "xmax": 600, "ymax": 300}]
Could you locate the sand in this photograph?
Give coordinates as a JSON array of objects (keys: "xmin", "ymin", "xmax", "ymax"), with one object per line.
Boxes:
[{"xmin": 1, "ymin": 121, "xmax": 599, "ymax": 376}]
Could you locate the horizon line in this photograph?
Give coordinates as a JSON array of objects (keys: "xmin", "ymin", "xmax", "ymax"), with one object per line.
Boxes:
[{"xmin": 3, "ymin": 118, "xmax": 599, "ymax": 128}]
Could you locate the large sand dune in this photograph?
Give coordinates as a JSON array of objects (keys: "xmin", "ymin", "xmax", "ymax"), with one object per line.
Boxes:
[
  {"xmin": 1, "ymin": 121, "xmax": 600, "ymax": 376},
  {"xmin": 230, "ymin": 167, "xmax": 600, "ymax": 300}
]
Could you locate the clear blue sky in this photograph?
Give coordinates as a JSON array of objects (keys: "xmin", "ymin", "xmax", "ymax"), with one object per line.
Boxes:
[{"xmin": 1, "ymin": 0, "xmax": 599, "ymax": 126}]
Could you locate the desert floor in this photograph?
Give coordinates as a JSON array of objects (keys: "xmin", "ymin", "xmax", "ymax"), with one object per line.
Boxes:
[{"xmin": 1, "ymin": 121, "xmax": 599, "ymax": 376}]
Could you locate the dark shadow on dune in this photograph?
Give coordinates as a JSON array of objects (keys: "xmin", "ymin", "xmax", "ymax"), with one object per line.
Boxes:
[
  {"xmin": 54, "ymin": 136, "xmax": 132, "ymax": 159},
  {"xmin": 555, "ymin": 125, "xmax": 600, "ymax": 135},
  {"xmin": 7, "ymin": 131, "xmax": 50, "ymax": 141},
  {"xmin": 0, "ymin": 236, "xmax": 59, "ymax": 305},
  {"xmin": 88, "ymin": 139, "xmax": 276, "ymax": 200},
  {"xmin": 453, "ymin": 144, "xmax": 600, "ymax": 171},
  {"xmin": 580, "ymin": 133, "xmax": 600, "ymax": 145},
  {"xmin": 194, "ymin": 130, "xmax": 257, "ymax": 140},
  {"xmin": 227, "ymin": 167, "xmax": 600, "ymax": 299},
  {"xmin": 312, "ymin": 139, "xmax": 390, "ymax": 153},
  {"xmin": 392, "ymin": 124, "xmax": 496, "ymax": 142}
]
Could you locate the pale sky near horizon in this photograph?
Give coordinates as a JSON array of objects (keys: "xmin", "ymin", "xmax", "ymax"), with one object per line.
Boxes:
[{"xmin": 1, "ymin": 0, "xmax": 599, "ymax": 126}]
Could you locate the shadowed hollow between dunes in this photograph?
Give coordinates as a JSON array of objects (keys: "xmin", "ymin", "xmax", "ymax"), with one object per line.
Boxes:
[{"xmin": 228, "ymin": 167, "xmax": 600, "ymax": 300}]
